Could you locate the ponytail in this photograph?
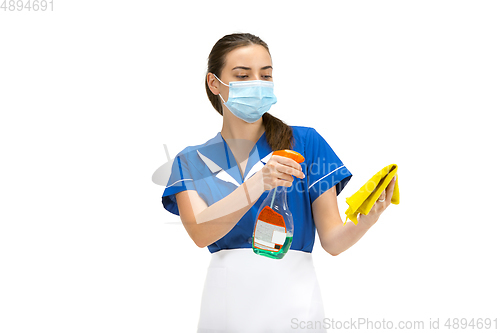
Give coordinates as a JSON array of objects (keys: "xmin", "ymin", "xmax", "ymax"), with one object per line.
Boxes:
[{"xmin": 262, "ymin": 112, "xmax": 295, "ymax": 151}]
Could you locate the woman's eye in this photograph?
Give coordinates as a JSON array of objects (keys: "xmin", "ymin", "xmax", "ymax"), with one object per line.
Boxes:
[
  {"xmin": 236, "ymin": 75, "xmax": 248, "ymax": 78},
  {"xmin": 263, "ymin": 75, "xmax": 272, "ymax": 79}
]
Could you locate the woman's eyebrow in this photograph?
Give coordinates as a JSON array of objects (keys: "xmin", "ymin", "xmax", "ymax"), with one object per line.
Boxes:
[{"xmin": 232, "ymin": 66, "xmax": 273, "ymax": 70}]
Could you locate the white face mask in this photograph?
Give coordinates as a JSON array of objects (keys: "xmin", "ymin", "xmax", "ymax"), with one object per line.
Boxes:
[{"xmin": 214, "ymin": 74, "xmax": 278, "ymax": 123}]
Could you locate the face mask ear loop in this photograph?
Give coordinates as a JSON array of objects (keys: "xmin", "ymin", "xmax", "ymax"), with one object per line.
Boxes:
[
  {"xmin": 213, "ymin": 73, "xmax": 229, "ymax": 105},
  {"xmin": 213, "ymin": 73, "xmax": 229, "ymax": 87}
]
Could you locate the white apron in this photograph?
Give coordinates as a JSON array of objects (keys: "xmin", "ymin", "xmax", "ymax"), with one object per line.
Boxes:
[{"xmin": 197, "ymin": 248, "xmax": 327, "ymax": 333}]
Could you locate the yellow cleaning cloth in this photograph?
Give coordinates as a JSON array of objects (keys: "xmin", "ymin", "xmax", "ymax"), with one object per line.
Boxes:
[{"xmin": 344, "ymin": 164, "xmax": 399, "ymax": 225}]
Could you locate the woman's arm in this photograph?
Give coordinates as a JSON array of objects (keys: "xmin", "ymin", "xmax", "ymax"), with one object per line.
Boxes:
[
  {"xmin": 313, "ymin": 176, "xmax": 397, "ymax": 256},
  {"xmin": 175, "ymin": 172, "xmax": 264, "ymax": 248},
  {"xmin": 175, "ymin": 155, "xmax": 305, "ymax": 248}
]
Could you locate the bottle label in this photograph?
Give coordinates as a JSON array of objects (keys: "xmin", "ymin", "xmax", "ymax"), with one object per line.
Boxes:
[{"xmin": 253, "ymin": 206, "xmax": 286, "ymax": 252}]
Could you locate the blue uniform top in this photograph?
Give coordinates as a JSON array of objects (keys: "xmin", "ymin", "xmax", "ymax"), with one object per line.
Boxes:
[{"xmin": 162, "ymin": 125, "xmax": 352, "ymax": 254}]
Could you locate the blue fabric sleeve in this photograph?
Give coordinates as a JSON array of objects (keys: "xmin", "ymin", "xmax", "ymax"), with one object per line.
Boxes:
[
  {"xmin": 161, "ymin": 151, "xmax": 196, "ymax": 216},
  {"xmin": 306, "ymin": 128, "xmax": 352, "ymax": 203}
]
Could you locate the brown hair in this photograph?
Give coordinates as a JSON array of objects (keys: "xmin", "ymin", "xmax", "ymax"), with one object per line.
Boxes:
[{"xmin": 205, "ymin": 33, "xmax": 295, "ymax": 151}]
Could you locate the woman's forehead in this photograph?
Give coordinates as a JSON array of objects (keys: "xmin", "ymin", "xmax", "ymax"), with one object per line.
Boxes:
[{"xmin": 224, "ymin": 45, "xmax": 272, "ymax": 70}]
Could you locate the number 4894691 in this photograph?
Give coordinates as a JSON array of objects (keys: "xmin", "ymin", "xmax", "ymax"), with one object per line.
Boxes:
[
  {"xmin": 444, "ymin": 318, "xmax": 497, "ymax": 330},
  {"xmin": 1, "ymin": 0, "xmax": 54, "ymax": 11}
]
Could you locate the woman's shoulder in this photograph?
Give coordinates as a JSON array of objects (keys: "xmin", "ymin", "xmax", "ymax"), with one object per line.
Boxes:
[
  {"xmin": 290, "ymin": 125, "xmax": 321, "ymax": 141},
  {"xmin": 290, "ymin": 125, "xmax": 313, "ymax": 132},
  {"xmin": 173, "ymin": 132, "xmax": 222, "ymax": 161},
  {"xmin": 289, "ymin": 125, "xmax": 339, "ymax": 157},
  {"xmin": 287, "ymin": 126, "xmax": 320, "ymax": 159}
]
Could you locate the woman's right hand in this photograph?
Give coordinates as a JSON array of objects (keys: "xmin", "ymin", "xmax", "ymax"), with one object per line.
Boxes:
[{"xmin": 258, "ymin": 155, "xmax": 305, "ymax": 191}]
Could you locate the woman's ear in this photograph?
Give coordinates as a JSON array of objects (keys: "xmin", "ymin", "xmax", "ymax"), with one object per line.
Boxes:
[{"xmin": 207, "ymin": 73, "xmax": 220, "ymax": 95}]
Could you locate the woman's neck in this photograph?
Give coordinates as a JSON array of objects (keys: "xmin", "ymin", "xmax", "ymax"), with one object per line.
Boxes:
[
  {"xmin": 220, "ymin": 117, "xmax": 265, "ymax": 175},
  {"xmin": 220, "ymin": 117, "xmax": 265, "ymax": 144}
]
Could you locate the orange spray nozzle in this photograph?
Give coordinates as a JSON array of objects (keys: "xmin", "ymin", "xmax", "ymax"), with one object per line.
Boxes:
[{"xmin": 272, "ymin": 150, "xmax": 305, "ymax": 163}]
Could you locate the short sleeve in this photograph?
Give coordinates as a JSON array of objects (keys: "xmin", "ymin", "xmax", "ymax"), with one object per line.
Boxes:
[
  {"xmin": 306, "ymin": 127, "xmax": 352, "ymax": 203},
  {"xmin": 161, "ymin": 151, "xmax": 196, "ymax": 216}
]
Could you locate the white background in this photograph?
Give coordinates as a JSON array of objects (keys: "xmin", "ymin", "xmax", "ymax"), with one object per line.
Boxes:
[{"xmin": 1, "ymin": 1, "xmax": 499, "ymax": 332}]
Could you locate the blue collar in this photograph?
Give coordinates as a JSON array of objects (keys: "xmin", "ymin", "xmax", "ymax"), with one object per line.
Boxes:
[{"xmin": 194, "ymin": 131, "xmax": 273, "ymax": 187}]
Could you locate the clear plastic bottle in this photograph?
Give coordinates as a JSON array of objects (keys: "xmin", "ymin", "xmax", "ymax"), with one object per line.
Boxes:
[{"xmin": 252, "ymin": 184, "xmax": 294, "ymax": 260}]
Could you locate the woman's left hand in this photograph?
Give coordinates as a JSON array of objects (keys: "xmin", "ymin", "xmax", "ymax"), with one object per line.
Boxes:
[{"xmin": 358, "ymin": 175, "xmax": 397, "ymax": 227}]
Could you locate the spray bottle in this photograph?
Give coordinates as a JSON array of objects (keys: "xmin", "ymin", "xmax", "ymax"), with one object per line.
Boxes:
[{"xmin": 252, "ymin": 150, "xmax": 305, "ymax": 259}]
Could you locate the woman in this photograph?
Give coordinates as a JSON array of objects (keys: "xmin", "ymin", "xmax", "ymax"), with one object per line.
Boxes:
[{"xmin": 162, "ymin": 33, "xmax": 397, "ymax": 333}]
